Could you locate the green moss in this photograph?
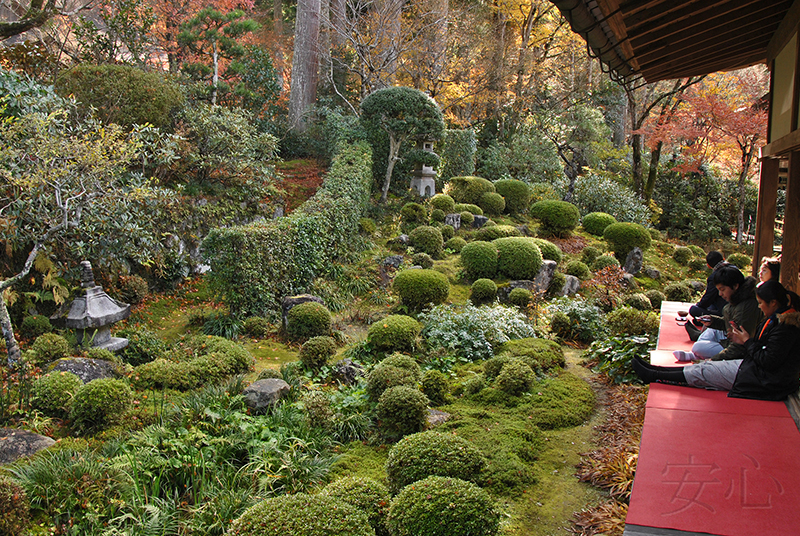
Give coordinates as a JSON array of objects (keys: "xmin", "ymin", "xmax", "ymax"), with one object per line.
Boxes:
[
  {"xmin": 329, "ymin": 441, "xmax": 390, "ymax": 482},
  {"xmin": 525, "ymin": 372, "xmax": 596, "ymax": 429}
]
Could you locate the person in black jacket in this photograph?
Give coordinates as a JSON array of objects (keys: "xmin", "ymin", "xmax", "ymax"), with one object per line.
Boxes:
[
  {"xmin": 685, "ymin": 251, "xmax": 728, "ymax": 341},
  {"xmin": 634, "ymin": 280, "xmax": 800, "ymax": 401}
]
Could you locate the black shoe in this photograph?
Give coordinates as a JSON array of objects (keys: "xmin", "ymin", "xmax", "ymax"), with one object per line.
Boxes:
[
  {"xmin": 685, "ymin": 321, "xmax": 702, "ymax": 342},
  {"xmin": 632, "ymin": 356, "xmax": 658, "ymax": 384}
]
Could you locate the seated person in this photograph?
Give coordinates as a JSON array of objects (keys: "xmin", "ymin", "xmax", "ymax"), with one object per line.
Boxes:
[
  {"xmin": 758, "ymin": 256, "xmax": 781, "ymax": 283},
  {"xmin": 685, "ymin": 251, "xmax": 728, "ymax": 341},
  {"xmin": 634, "ymin": 280, "xmax": 800, "ymax": 401},
  {"xmin": 674, "ymin": 265, "xmax": 762, "ymax": 361}
]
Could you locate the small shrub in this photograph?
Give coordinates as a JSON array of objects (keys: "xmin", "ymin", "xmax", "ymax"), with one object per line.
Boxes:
[
  {"xmin": 367, "ymin": 315, "xmax": 421, "ymax": 353},
  {"xmin": 471, "ymin": 279, "xmax": 497, "ymax": 304},
  {"xmin": 645, "ymin": 289, "xmax": 666, "ymax": 310},
  {"xmin": 438, "ymin": 224, "xmax": 454, "ymax": 241},
  {"xmin": 20, "ymin": 315, "xmax": 53, "ymax": 340},
  {"xmin": 547, "ymin": 271, "xmax": 566, "ymax": 298},
  {"xmin": 460, "ymin": 211, "xmax": 475, "ymax": 226},
  {"xmin": 547, "ymin": 297, "xmax": 605, "ymax": 343},
  {"xmin": 359, "ymin": 217, "xmax": 377, "ymax": 234},
  {"xmin": 603, "ymin": 222, "xmax": 652, "ymax": 260},
  {"xmin": 530, "ymin": 200, "xmax": 580, "ymax": 237},
  {"xmin": 524, "ymin": 372, "xmax": 595, "ymax": 429},
  {"xmin": 592, "ymin": 255, "xmax": 620, "ymax": 271},
  {"xmin": 498, "ymin": 337, "xmax": 565, "ymax": 371},
  {"xmin": 496, "ymin": 359, "xmax": 535, "ymax": 396},
  {"xmin": 493, "ymin": 237, "xmax": 543, "ymax": 280},
  {"xmin": 321, "ymin": 477, "xmax": 390, "ymax": 536},
  {"xmin": 31, "ymin": 371, "xmax": 83, "ymax": 418},
  {"xmin": 300, "ymin": 336, "xmax": 337, "ymax": 370},
  {"xmin": 474, "ymin": 224, "xmax": 520, "ymax": 241},
  {"xmin": 386, "ymin": 431, "xmax": 486, "ymax": 493},
  {"xmin": 287, "ymin": 302, "xmax": 332, "ymax": 341},
  {"xmin": 726, "ymin": 252, "xmax": 752, "ymax": 270},
  {"xmin": 623, "ymin": 293, "xmax": 652, "ymax": 311},
  {"xmin": 409, "ymin": 225, "xmax": 444, "ymax": 259},
  {"xmin": 118, "ymin": 274, "xmax": 149, "ymax": 305},
  {"xmin": 243, "ymin": 316, "xmax": 271, "ymax": 338},
  {"xmin": 664, "ymin": 282, "xmax": 693, "ymax": 302},
  {"xmin": 445, "ymin": 236, "xmax": 466, "ymax": 253},
  {"xmin": 203, "ymin": 313, "xmax": 242, "ymax": 339},
  {"xmin": 582, "ymin": 212, "xmax": 617, "ymax": 236},
  {"xmin": 302, "ymin": 390, "xmax": 333, "ymax": 429},
  {"xmin": 463, "ymin": 375, "xmax": 486, "ymax": 395},
  {"xmin": 118, "ymin": 326, "xmax": 168, "ymax": 366},
  {"xmin": 454, "ymin": 203, "xmax": 483, "ymax": 216},
  {"xmin": 531, "ymin": 238, "xmax": 562, "ymax": 263},
  {"xmin": 376, "ymin": 385, "xmax": 429, "ymax": 440},
  {"xmin": 478, "ymin": 192, "xmax": 505, "ymax": 216},
  {"xmin": 366, "ymin": 354, "xmax": 422, "ymax": 401},
  {"xmin": 69, "ymin": 378, "xmax": 132, "ymax": 434},
  {"xmin": 430, "ymin": 208, "xmax": 446, "ymax": 223},
  {"xmin": 29, "ymin": 333, "xmax": 71, "ymax": 366},
  {"xmin": 386, "ymin": 476, "xmax": 499, "ymax": 536},
  {"xmin": 460, "ymin": 241, "xmax": 499, "ymax": 280},
  {"xmin": 429, "ymin": 193, "xmax": 456, "ymax": 213},
  {"xmin": 493, "ymin": 178, "xmax": 531, "ymax": 214},
  {"xmin": 401, "ymin": 202, "xmax": 428, "ymax": 223},
  {"xmin": 688, "ymin": 245, "xmax": 705, "ymax": 256},
  {"xmin": 392, "ymin": 269, "xmax": 450, "ymax": 311},
  {"xmin": 688, "ymin": 257, "xmax": 708, "ymax": 272},
  {"xmin": 411, "ymin": 252, "xmax": 434, "ymax": 269},
  {"xmin": 606, "ymin": 306, "xmax": 660, "ymax": 337},
  {"xmin": 673, "ymin": 246, "xmax": 692, "ymax": 265},
  {"xmin": 448, "ymin": 176, "xmax": 496, "ymax": 204},
  {"xmin": 482, "ymin": 355, "xmax": 510, "ymax": 382},
  {"xmin": 565, "ymin": 260, "xmax": 591, "ymax": 280},
  {"xmin": 421, "ymin": 369, "xmax": 450, "ymax": 406},
  {"xmin": 0, "ymin": 475, "xmax": 30, "ymax": 536},
  {"xmin": 649, "ymin": 228, "xmax": 661, "ymax": 240},
  {"xmin": 86, "ymin": 347, "xmax": 119, "ymax": 363},
  {"xmin": 507, "ymin": 287, "xmax": 532, "ymax": 308},
  {"xmin": 581, "ymin": 246, "xmax": 602, "ymax": 266}
]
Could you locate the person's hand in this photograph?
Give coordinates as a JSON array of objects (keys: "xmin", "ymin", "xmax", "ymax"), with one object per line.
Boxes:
[
  {"xmin": 699, "ymin": 315, "xmax": 713, "ymax": 327},
  {"xmin": 729, "ymin": 323, "xmax": 750, "ymax": 345}
]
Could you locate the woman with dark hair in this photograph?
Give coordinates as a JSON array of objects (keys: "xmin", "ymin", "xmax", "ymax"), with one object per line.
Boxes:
[
  {"xmin": 634, "ymin": 280, "xmax": 800, "ymax": 401},
  {"xmin": 758, "ymin": 256, "xmax": 781, "ymax": 283}
]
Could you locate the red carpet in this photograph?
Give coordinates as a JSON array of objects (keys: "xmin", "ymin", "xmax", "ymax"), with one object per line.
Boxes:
[
  {"xmin": 645, "ymin": 383, "xmax": 790, "ymax": 417},
  {"xmin": 655, "ymin": 301, "xmax": 695, "ymax": 352}
]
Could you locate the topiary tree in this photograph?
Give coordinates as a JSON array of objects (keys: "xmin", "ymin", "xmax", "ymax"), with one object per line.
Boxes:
[
  {"xmin": 478, "ymin": 192, "xmax": 505, "ymax": 216},
  {"xmin": 460, "ymin": 241, "xmax": 498, "ymax": 280},
  {"xmin": 507, "ymin": 287, "xmax": 532, "ymax": 308},
  {"xmin": 421, "ymin": 369, "xmax": 450, "ymax": 406},
  {"xmin": 401, "ymin": 202, "xmax": 428, "ymax": 224},
  {"xmin": 392, "ymin": 269, "xmax": 450, "ymax": 311},
  {"xmin": 603, "ymin": 222, "xmax": 652, "ymax": 260},
  {"xmin": 411, "ymin": 252, "xmax": 434, "ymax": 269},
  {"xmin": 286, "ymin": 302, "xmax": 332, "ymax": 341},
  {"xmin": 367, "ymin": 315, "xmax": 422, "ymax": 353},
  {"xmin": 582, "ymin": 212, "xmax": 617, "ymax": 236},
  {"xmin": 529, "ymin": 200, "xmax": 580, "ymax": 237},
  {"xmin": 445, "ymin": 236, "xmax": 467, "ymax": 253},
  {"xmin": 430, "ymin": 209, "xmax": 446, "ymax": 223},
  {"xmin": 366, "ymin": 358, "xmax": 421, "ymax": 402},
  {"xmin": 377, "ymin": 385, "xmax": 430, "ymax": 440},
  {"xmin": 493, "ymin": 179, "xmax": 531, "ymax": 214},
  {"xmin": 447, "ymin": 176, "xmax": 496, "ymax": 205},
  {"xmin": 429, "ymin": 193, "xmax": 456, "ymax": 214},
  {"xmin": 409, "ymin": 225, "xmax": 444, "ymax": 259},
  {"xmin": 496, "ymin": 359, "xmax": 535, "ymax": 396},
  {"xmin": 471, "ymin": 278, "xmax": 497, "ymax": 304},
  {"xmin": 299, "ymin": 336, "xmax": 337, "ymax": 371},
  {"xmin": 361, "ymin": 87, "xmax": 445, "ymax": 203},
  {"xmin": 493, "ymin": 237, "xmax": 543, "ymax": 280}
]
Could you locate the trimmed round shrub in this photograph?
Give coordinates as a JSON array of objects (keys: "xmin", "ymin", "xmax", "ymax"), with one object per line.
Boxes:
[
  {"xmin": 300, "ymin": 336, "xmax": 337, "ymax": 370},
  {"xmin": 592, "ymin": 255, "xmax": 620, "ymax": 271},
  {"xmin": 603, "ymin": 222, "xmax": 652, "ymax": 260},
  {"xmin": 482, "ymin": 355, "xmax": 510, "ymax": 382},
  {"xmin": 386, "ymin": 476, "xmax": 499, "ymax": 536},
  {"xmin": 382, "ymin": 353, "xmax": 423, "ymax": 377},
  {"xmin": 565, "ymin": 260, "xmax": 591, "ymax": 280},
  {"xmin": 493, "ymin": 237, "xmax": 543, "ymax": 280},
  {"xmin": 411, "ymin": 252, "xmax": 434, "ymax": 269},
  {"xmin": 508, "ymin": 287, "xmax": 532, "ymax": 308},
  {"xmin": 20, "ymin": 314, "xmax": 53, "ymax": 340},
  {"xmin": 493, "ymin": 178, "xmax": 531, "ymax": 214},
  {"xmin": 530, "ymin": 200, "xmax": 580, "ymax": 237},
  {"xmin": 31, "ymin": 371, "xmax": 83, "ymax": 418},
  {"xmin": 645, "ymin": 289, "xmax": 666, "ymax": 311},
  {"xmin": 727, "ymin": 253, "xmax": 752, "ymax": 270},
  {"xmin": 228, "ymin": 493, "xmax": 373, "ymax": 536},
  {"xmin": 606, "ymin": 306, "xmax": 660, "ymax": 337},
  {"xmin": 498, "ymin": 337, "xmax": 565, "ymax": 371},
  {"xmin": 688, "ymin": 244, "xmax": 705, "ymax": 256},
  {"xmin": 69, "ymin": 378, "xmax": 132, "ymax": 434},
  {"xmin": 459, "ymin": 211, "xmax": 475, "ymax": 226},
  {"xmin": 0, "ymin": 475, "xmax": 30, "ymax": 536},
  {"xmin": 118, "ymin": 326, "xmax": 169, "ymax": 366},
  {"xmin": 421, "ymin": 369, "xmax": 450, "ymax": 406},
  {"xmin": 118, "ymin": 274, "xmax": 149, "ymax": 305},
  {"xmin": 531, "ymin": 238, "xmax": 562, "ymax": 263},
  {"xmin": 367, "ymin": 315, "xmax": 421, "ymax": 353},
  {"xmin": 471, "ymin": 278, "xmax": 497, "ymax": 304},
  {"xmin": 401, "ymin": 202, "xmax": 428, "ymax": 223},
  {"xmin": 547, "ymin": 271, "xmax": 566, "ymax": 298},
  {"xmin": 454, "ymin": 203, "xmax": 483, "ymax": 216},
  {"xmin": 377, "ymin": 385, "xmax": 429, "ymax": 440},
  {"xmin": 496, "ymin": 359, "xmax": 535, "ymax": 396},
  {"xmin": 438, "ymin": 224, "xmax": 454, "ymax": 241},
  {"xmin": 673, "ymin": 246, "xmax": 692, "ymax": 265},
  {"xmin": 29, "ymin": 333, "xmax": 71, "ymax": 366},
  {"xmin": 445, "ymin": 236, "xmax": 466, "ymax": 253},
  {"xmin": 386, "ymin": 431, "xmax": 486, "ymax": 493},
  {"xmin": 623, "ymin": 293, "xmax": 652, "ymax": 311},
  {"xmin": 581, "ymin": 246, "xmax": 602, "ymax": 266},
  {"xmin": 550, "ymin": 311, "xmax": 572, "ymax": 340},
  {"xmin": 429, "ymin": 193, "xmax": 456, "ymax": 213},
  {"xmin": 360, "ymin": 218, "xmax": 377, "ymax": 234},
  {"xmin": 392, "ymin": 269, "xmax": 450, "ymax": 311},
  {"xmin": 478, "ymin": 192, "xmax": 505, "ymax": 216},
  {"xmin": 649, "ymin": 228, "xmax": 661, "ymax": 240},
  {"xmin": 474, "ymin": 224, "xmax": 520, "ymax": 241},
  {"xmin": 286, "ymin": 302, "xmax": 332, "ymax": 341},
  {"xmin": 582, "ymin": 212, "xmax": 617, "ymax": 236},
  {"xmin": 409, "ymin": 225, "xmax": 444, "ymax": 259},
  {"xmin": 460, "ymin": 241, "xmax": 498, "ymax": 280},
  {"xmin": 86, "ymin": 347, "xmax": 119, "ymax": 363},
  {"xmin": 688, "ymin": 257, "xmax": 708, "ymax": 272},
  {"xmin": 243, "ymin": 316, "xmax": 271, "ymax": 338},
  {"xmin": 448, "ymin": 176, "xmax": 496, "ymax": 204},
  {"xmin": 302, "ymin": 390, "xmax": 333, "ymax": 429},
  {"xmin": 322, "ymin": 477, "xmax": 390, "ymax": 536},
  {"xmin": 430, "ymin": 208, "xmax": 446, "ymax": 223},
  {"xmin": 463, "ymin": 375, "xmax": 486, "ymax": 395},
  {"xmin": 664, "ymin": 282, "xmax": 693, "ymax": 302},
  {"xmin": 366, "ymin": 363, "xmax": 419, "ymax": 402}
]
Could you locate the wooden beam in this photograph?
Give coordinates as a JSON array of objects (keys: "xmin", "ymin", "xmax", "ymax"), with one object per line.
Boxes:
[
  {"xmin": 783, "ymin": 151, "xmax": 800, "ymax": 293},
  {"xmin": 640, "ymin": 33, "xmax": 770, "ymax": 76},
  {"xmin": 752, "ymin": 157, "xmax": 780, "ymax": 276},
  {"xmin": 644, "ymin": 48, "xmax": 765, "ymax": 81},
  {"xmin": 767, "ymin": 0, "xmax": 800, "ymax": 64},
  {"xmin": 761, "ymin": 127, "xmax": 800, "ymax": 157}
]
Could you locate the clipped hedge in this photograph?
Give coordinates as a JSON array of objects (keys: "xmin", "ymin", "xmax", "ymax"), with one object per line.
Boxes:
[
  {"xmin": 377, "ymin": 385, "xmax": 430, "ymax": 440},
  {"xmin": 582, "ymin": 212, "xmax": 617, "ymax": 236},
  {"xmin": 478, "ymin": 192, "xmax": 505, "ymax": 216},
  {"xmin": 429, "ymin": 193, "xmax": 456, "ymax": 213},
  {"xmin": 70, "ymin": 378, "xmax": 133, "ymax": 434},
  {"xmin": 454, "ymin": 203, "xmax": 483, "ymax": 216},
  {"xmin": 203, "ymin": 142, "xmax": 372, "ymax": 318},
  {"xmin": 460, "ymin": 241, "xmax": 498, "ymax": 280},
  {"xmin": 392, "ymin": 269, "xmax": 450, "ymax": 311},
  {"xmin": 287, "ymin": 302, "xmax": 332, "ymax": 340},
  {"xmin": 493, "ymin": 237, "xmax": 542, "ymax": 280},
  {"xmin": 493, "ymin": 178, "xmax": 531, "ymax": 214},
  {"xmin": 471, "ymin": 278, "xmax": 497, "ymax": 304},
  {"xmin": 31, "ymin": 371, "xmax": 83, "ymax": 419},
  {"xmin": 603, "ymin": 222, "xmax": 652, "ymax": 260},
  {"xmin": 409, "ymin": 225, "xmax": 444, "ymax": 259},
  {"xmin": 531, "ymin": 238, "xmax": 562, "ymax": 263},
  {"xmin": 367, "ymin": 315, "xmax": 421, "ymax": 353},
  {"xmin": 448, "ymin": 176, "xmax": 495, "ymax": 205},
  {"xmin": 530, "ymin": 200, "xmax": 580, "ymax": 237},
  {"xmin": 474, "ymin": 224, "xmax": 520, "ymax": 241},
  {"xmin": 321, "ymin": 477, "xmax": 390, "ymax": 536}
]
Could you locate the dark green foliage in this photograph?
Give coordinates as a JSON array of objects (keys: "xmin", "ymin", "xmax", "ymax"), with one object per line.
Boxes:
[
  {"xmin": 287, "ymin": 302, "xmax": 332, "ymax": 341},
  {"xmin": 471, "ymin": 278, "xmax": 497, "ymax": 304},
  {"xmin": 448, "ymin": 176, "xmax": 496, "ymax": 204},
  {"xmin": 445, "ymin": 236, "xmax": 467, "ymax": 253},
  {"xmin": 550, "ymin": 312, "xmax": 574, "ymax": 341},
  {"xmin": 0, "ymin": 475, "xmax": 30, "ymax": 536},
  {"xmin": 412, "ymin": 252, "xmax": 434, "ymax": 269},
  {"xmin": 603, "ymin": 222, "xmax": 652, "ymax": 260},
  {"xmin": 430, "ymin": 208, "xmax": 446, "ymax": 223},
  {"xmin": 118, "ymin": 326, "xmax": 168, "ymax": 366},
  {"xmin": 366, "ymin": 353, "xmax": 422, "ymax": 401},
  {"xmin": 493, "ymin": 237, "xmax": 543, "ymax": 280},
  {"xmin": 438, "ymin": 224, "xmax": 454, "ymax": 241},
  {"xmin": 303, "ymin": 390, "xmax": 334, "ymax": 429},
  {"xmin": 454, "ymin": 203, "xmax": 483, "ymax": 216},
  {"xmin": 440, "ymin": 129, "xmax": 477, "ymax": 181},
  {"xmin": 582, "ymin": 212, "xmax": 617, "ymax": 236},
  {"xmin": 649, "ymin": 228, "xmax": 661, "ymax": 240},
  {"xmin": 54, "ymin": 64, "xmax": 184, "ymax": 130},
  {"xmin": 29, "ymin": 333, "xmax": 71, "ymax": 366},
  {"xmin": 531, "ymin": 238, "xmax": 562, "ymax": 263},
  {"xmin": 429, "ymin": 193, "xmax": 456, "ymax": 213},
  {"xmin": 460, "ymin": 211, "xmax": 475, "ymax": 226},
  {"xmin": 31, "ymin": 371, "xmax": 83, "ymax": 418},
  {"xmin": 117, "ymin": 274, "xmax": 149, "ymax": 305},
  {"xmin": 474, "ymin": 224, "xmax": 520, "ymax": 241},
  {"xmin": 203, "ymin": 312, "xmax": 242, "ymax": 339},
  {"xmin": 587, "ymin": 335, "xmax": 655, "ymax": 384},
  {"xmin": 229, "ymin": 493, "xmax": 374, "ymax": 536},
  {"xmin": 581, "ymin": 246, "xmax": 602, "ymax": 266},
  {"xmin": 645, "ymin": 290, "xmax": 666, "ymax": 310},
  {"xmin": 462, "ymin": 241, "xmax": 501, "ymax": 280},
  {"xmin": 530, "ymin": 200, "xmax": 580, "ymax": 237},
  {"xmin": 664, "ymin": 282, "xmax": 693, "ymax": 302},
  {"xmin": 421, "ymin": 369, "xmax": 450, "ymax": 406},
  {"xmin": 525, "ymin": 372, "xmax": 595, "ymax": 429},
  {"xmin": 86, "ymin": 347, "xmax": 118, "ymax": 362},
  {"xmin": 401, "ymin": 202, "xmax": 428, "ymax": 223},
  {"xmin": 392, "ymin": 269, "xmax": 449, "ymax": 311},
  {"xmin": 360, "ymin": 218, "xmax": 377, "ymax": 234},
  {"xmin": 508, "ymin": 287, "xmax": 532, "ymax": 308},
  {"xmin": 20, "ymin": 314, "xmax": 52, "ymax": 340},
  {"xmin": 496, "ymin": 359, "xmax": 534, "ymax": 396},
  {"xmin": 592, "ymin": 255, "xmax": 620, "ymax": 271},
  {"xmin": 726, "ymin": 253, "xmax": 752, "ymax": 270},
  {"xmin": 300, "ymin": 336, "xmax": 337, "ymax": 370},
  {"xmin": 498, "ymin": 337, "xmax": 565, "ymax": 371},
  {"xmin": 547, "ymin": 271, "xmax": 566, "ymax": 298},
  {"xmin": 606, "ymin": 306, "xmax": 660, "ymax": 336},
  {"xmin": 367, "ymin": 315, "xmax": 421, "ymax": 353},
  {"xmin": 482, "ymin": 356, "xmax": 510, "ymax": 382},
  {"xmin": 565, "ymin": 260, "xmax": 591, "ymax": 280},
  {"xmin": 688, "ymin": 257, "xmax": 708, "ymax": 272},
  {"xmin": 409, "ymin": 226, "xmax": 444, "ymax": 259},
  {"xmin": 478, "ymin": 192, "xmax": 505, "ymax": 216},
  {"xmin": 321, "ymin": 477, "xmax": 390, "ymax": 536},
  {"xmin": 623, "ymin": 293, "xmax": 652, "ymax": 311},
  {"xmin": 386, "ymin": 431, "xmax": 486, "ymax": 493},
  {"xmin": 673, "ymin": 246, "xmax": 692, "ymax": 265},
  {"xmin": 493, "ymin": 179, "xmax": 531, "ymax": 214},
  {"xmin": 69, "ymin": 378, "xmax": 132, "ymax": 434},
  {"xmin": 688, "ymin": 245, "xmax": 704, "ymax": 256},
  {"xmin": 377, "ymin": 385, "xmax": 429, "ymax": 440},
  {"xmin": 243, "ymin": 316, "xmax": 271, "ymax": 338},
  {"xmin": 386, "ymin": 476, "xmax": 499, "ymax": 536}
]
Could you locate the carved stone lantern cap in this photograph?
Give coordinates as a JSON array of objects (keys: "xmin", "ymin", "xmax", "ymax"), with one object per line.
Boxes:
[{"xmin": 65, "ymin": 261, "xmax": 131, "ymax": 329}]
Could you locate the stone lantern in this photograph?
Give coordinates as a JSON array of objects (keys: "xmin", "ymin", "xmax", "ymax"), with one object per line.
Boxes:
[
  {"xmin": 410, "ymin": 140, "xmax": 437, "ymax": 198},
  {"xmin": 64, "ymin": 261, "xmax": 131, "ymax": 351}
]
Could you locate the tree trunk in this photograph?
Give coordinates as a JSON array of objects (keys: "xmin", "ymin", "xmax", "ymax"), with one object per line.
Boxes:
[
  {"xmin": 644, "ymin": 140, "xmax": 663, "ymax": 202},
  {"xmin": 288, "ymin": 0, "xmax": 321, "ymax": 133},
  {"xmin": 381, "ymin": 133, "xmax": 402, "ymax": 203},
  {"xmin": 211, "ymin": 40, "xmax": 219, "ymax": 105},
  {"xmin": 737, "ymin": 138, "xmax": 758, "ymax": 244},
  {"xmin": 0, "ymin": 295, "xmax": 21, "ymax": 366},
  {"xmin": 274, "ymin": 0, "xmax": 283, "ymax": 35},
  {"xmin": 628, "ymin": 90, "xmax": 644, "ymax": 195}
]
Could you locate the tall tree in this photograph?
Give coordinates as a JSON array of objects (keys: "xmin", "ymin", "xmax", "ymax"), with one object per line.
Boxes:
[{"xmin": 288, "ymin": 0, "xmax": 321, "ymax": 132}]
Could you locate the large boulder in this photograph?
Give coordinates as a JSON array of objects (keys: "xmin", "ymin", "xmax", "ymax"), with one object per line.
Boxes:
[
  {"xmin": 0, "ymin": 428, "xmax": 55, "ymax": 465},
  {"xmin": 561, "ymin": 275, "xmax": 581, "ymax": 296},
  {"xmin": 533, "ymin": 260, "xmax": 558, "ymax": 293},
  {"xmin": 623, "ymin": 247, "xmax": 644, "ymax": 275},
  {"xmin": 50, "ymin": 357, "xmax": 120, "ymax": 383},
  {"xmin": 498, "ymin": 280, "xmax": 535, "ymax": 302},
  {"xmin": 472, "ymin": 215, "xmax": 489, "ymax": 228},
  {"xmin": 333, "ymin": 358, "xmax": 365, "ymax": 385},
  {"xmin": 444, "ymin": 213, "xmax": 461, "ymax": 230},
  {"xmin": 243, "ymin": 378, "xmax": 291, "ymax": 413}
]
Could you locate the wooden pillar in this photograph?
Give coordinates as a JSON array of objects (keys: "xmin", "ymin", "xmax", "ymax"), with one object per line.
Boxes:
[
  {"xmin": 752, "ymin": 157, "xmax": 780, "ymax": 275},
  {"xmin": 784, "ymin": 151, "xmax": 800, "ymax": 293}
]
